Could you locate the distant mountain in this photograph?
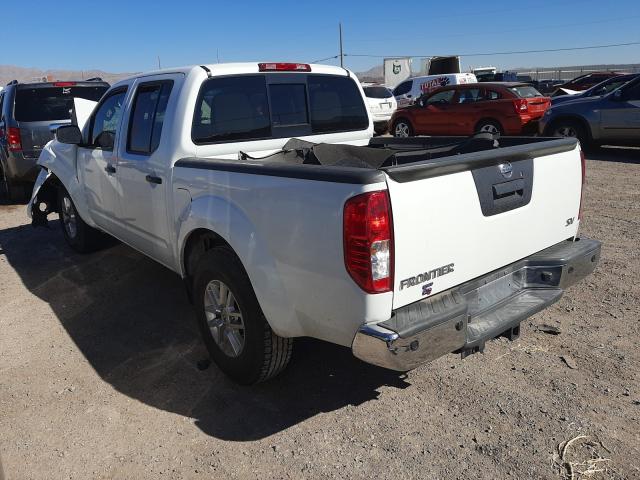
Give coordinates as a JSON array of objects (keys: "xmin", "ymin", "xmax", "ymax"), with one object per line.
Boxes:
[
  {"xmin": 356, "ymin": 65, "xmax": 384, "ymax": 83},
  {"xmin": 0, "ymin": 65, "xmax": 137, "ymax": 86}
]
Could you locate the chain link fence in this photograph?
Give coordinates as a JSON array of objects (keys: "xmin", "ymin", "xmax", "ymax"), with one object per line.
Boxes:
[{"xmin": 514, "ymin": 63, "xmax": 640, "ymax": 81}]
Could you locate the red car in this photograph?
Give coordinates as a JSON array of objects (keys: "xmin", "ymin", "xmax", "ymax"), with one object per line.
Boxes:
[{"xmin": 390, "ymin": 82, "xmax": 551, "ymax": 137}]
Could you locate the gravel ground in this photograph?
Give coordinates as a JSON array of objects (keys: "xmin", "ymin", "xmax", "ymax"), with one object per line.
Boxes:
[{"xmin": 0, "ymin": 147, "xmax": 639, "ymax": 480}]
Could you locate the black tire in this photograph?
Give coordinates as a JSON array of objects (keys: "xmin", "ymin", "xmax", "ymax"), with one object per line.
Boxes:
[
  {"xmin": 0, "ymin": 163, "xmax": 27, "ymax": 202},
  {"xmin": 546, "ymin": 119, "xmax": 593, "ymax": 151},
  {"xmin": 475, "ymin": 119, "xmax": 503, "ymax": 136},
  {"xmin": 57, "ymin": 187, "xmax": 105, "ymax": 253},
  {"xmin": 392, "ymin": 118, "xmax": 414, "ymax": 137},
  {"xmin": 193, "ymin": 247, "xmax": 292, "ymax": 384}
]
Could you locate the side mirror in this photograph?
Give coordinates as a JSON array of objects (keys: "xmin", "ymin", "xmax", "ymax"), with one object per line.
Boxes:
[
  {"xmin": 56, "ymin": 125, "xmax": 82, "ymax": 144},
  {"xmin": 95, "ymin": 131, "xmax": 115, "ymax": 150}
]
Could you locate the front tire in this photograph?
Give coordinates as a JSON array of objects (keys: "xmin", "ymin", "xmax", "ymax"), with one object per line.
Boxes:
[
  {"xmin": 393, "ymin": 119, "xmax": 413, "ymax": 137},
  {"xmin": 58, "ymin": 188, "xmax": 105, "ymax": 253},
  {"xmin": 547, "ymin": 119, "xmax": 593, "ymax": 151},
  {"xmin": 193, "ymin": 247, "xmax": 293, "ymax": 384}
]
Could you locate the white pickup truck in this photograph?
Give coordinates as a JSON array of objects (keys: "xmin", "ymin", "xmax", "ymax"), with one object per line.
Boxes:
[{"xmin": 28, "ymin": 62, "xmax": 600, "ymax": 384}]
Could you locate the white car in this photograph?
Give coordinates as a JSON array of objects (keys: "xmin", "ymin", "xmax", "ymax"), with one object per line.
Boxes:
[
  {"xmin": 362, "ymin": 85, "xmax": 397, "ymax": 134},
  {"xmin": 393, "ymin": 73, "xmax": 477, "ymax": 108},
  {"xmin": 29, "ymin": 62, "xmax": 600, "ymax": 384}
]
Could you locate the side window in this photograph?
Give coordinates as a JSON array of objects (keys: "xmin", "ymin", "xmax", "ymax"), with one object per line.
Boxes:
[
  {"xmin": 269, "ymin": 84, "xmax": 308, "ymax": 126},
  {"xmin": 483, "ymin": 90, "xmax": 501, "ymax": 100},
  {"xmin": 127, "ymin": 81, "xmax": 173, "ymax": 155},
  {"xmin": 425, "ymin": 89, "xmax": 456, "ymax": 105},
  {"xmin": 90, "ymin": 88, "xmax": 127, "ymax": 150},
  {"xmin": 457, "ymin": 88, "xmax": 482, "ymax": 104},
  {"xmin": 394, "ymin": 81, "xmax": 411, "ymax": 96},
  {"xmin": 192, "ymin": 75, "xmax": 270, "ymax": 144},
  {"xmin": 0, "ymin": 93, "xmax": 4, "ymax": 120},
  {"xmin": 622, "ymin": 81, "xmax": 640, "ymax": 101}
]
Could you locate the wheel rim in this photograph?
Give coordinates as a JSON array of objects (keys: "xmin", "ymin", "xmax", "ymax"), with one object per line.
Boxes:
[
  {"xmin": 203, "ymin": 280, "xmax": 245, "ymax": 358},
  {"xmin": 61, "ymin": 196, "xmax": 78, "ymax": 239},
  {"xmin": 395, "ymin": 122, "xmax": 410, "ymax": 137},
  {"xmin": 479, "ymin": 123, "xmax": 499, "ymax": 134},
  {"xmin": 554, "ymin": 126, "xmax": 577, "ymax": 138}
]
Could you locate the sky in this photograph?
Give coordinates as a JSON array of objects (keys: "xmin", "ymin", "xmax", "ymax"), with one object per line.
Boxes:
[{"xmin": 3, "ymin": 0, "xmax": 639, "ymax": 74}]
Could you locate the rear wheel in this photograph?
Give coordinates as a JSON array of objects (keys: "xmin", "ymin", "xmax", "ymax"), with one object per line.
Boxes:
[
  {"xmin": 475, "ymin": 119, "xmax": 503, "ymax": 135},
  {"xmin": 393, "ymin": 119, "xmax": 413, "ymax": 137},
  {"xmin": 58, "ymin": 188, "xmax": 105, "ymax": 253},
  {"xmin": 0, "ymin": 163, "xmax": 27, "ymax": 202},
  {"xmin": 193, "ymin": 247, "xmax": 293, "ymax": 384}
]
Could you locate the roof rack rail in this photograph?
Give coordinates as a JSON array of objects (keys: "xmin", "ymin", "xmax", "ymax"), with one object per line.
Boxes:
[
  {"xmin": 6, "ymin": 79, "xmax": 18, "ymax": 86},
  {"xmin": 85, "ymin": 77, "xmax": 103, "ymax": 82}
]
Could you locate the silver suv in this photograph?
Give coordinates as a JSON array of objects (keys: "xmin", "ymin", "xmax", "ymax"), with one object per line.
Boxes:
[
  {"xmin": 0, "ymin": 79, "xmax": 109, "ymax": 200},
  {"xmin": 540, "ymin": 76, "xmax": 640, "ymax": 150}
]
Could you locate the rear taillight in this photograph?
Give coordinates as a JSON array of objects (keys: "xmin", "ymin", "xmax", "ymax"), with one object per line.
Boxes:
[
  {"xmin": 8, "ymin": 127, "xmax": 22, "ymax": 152},
  {"xmin": 513, "ymin": 98, "xmax": 528, "ymax": 114},
  {"xmin": 344, "ymin": 191, "xmax": 393, "ymax": 293},
  {"xmin": 258, "ymin": 63, "xmax": 311, "ymax": 72},
  {"xmin": 54, "ymin": 81, "xmax": 76, "ymax": 87},
  {"xmin": 578, "ymin": 149, "xmax": 586, "ymax": 220}
]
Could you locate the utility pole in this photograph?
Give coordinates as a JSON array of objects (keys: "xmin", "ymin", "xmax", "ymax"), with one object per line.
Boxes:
[
  {"xmin": 339, "ymin": 22, "xmax": 344, "ymax": 68},
  {"xmin": 217, "ymin": 49, "xmax": 220, "ymax": 63},
  {"xmin": 157, "ymin": 56, "xmax": 161, "ymax": 69}
]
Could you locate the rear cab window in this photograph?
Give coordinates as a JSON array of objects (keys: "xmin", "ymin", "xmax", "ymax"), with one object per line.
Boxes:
[
  {"xmin": 191, "ymin": 73, "xmax": 368, "ymax": 144},
  {"xmin": 509, "ymin": 85, "xmax": 543, "ymax": 98},
  {"xmin": 14, "ymin": 84, "xmax": 108, "ymax": 122}
]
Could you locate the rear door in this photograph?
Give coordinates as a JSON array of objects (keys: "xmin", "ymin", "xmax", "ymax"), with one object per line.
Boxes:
[
  {"xmin": 13, "ymin": 84, "xmax": 107, "ymax": 159},
  {"xmin": 116, "ymin": 75, "xmax": 181, "ymax": 266},
  {"xmin": 384, "ymin": 141, "xmax": 583, "ymax": 309}
]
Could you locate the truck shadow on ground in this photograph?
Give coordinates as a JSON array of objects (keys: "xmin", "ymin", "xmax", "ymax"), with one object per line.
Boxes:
[
  {"xmin": 0, "ymin": 219, "xmax": 410, "ymax": 441},
  {"xmin": 589, "ymin": 146, "xmax": 640, "ymax": 164}
]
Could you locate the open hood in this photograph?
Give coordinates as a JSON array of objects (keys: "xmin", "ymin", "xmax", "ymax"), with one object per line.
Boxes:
[{"xmin": 71, "ymin": 97, "xmax": 98, "ymax": 131}]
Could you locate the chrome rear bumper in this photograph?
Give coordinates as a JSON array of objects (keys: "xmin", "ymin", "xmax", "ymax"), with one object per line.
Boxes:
[{"xmin": 352, "ymin": 237, "xmax": 601, "ymax": 371}]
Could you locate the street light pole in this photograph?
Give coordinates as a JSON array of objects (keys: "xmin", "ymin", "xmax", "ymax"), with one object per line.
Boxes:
[{"xmin": 339, "ymin": 22, "xmax": 344, "ymax": 68}]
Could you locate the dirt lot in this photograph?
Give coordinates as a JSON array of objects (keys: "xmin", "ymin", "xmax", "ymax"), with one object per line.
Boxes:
[{"xmin": 1, "ymin": 147, "xmax": 639, "ymax": 480}]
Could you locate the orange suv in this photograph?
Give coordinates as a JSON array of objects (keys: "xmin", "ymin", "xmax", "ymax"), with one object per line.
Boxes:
[{"xmin": 391, "ymin": 82, "xmax": 550, "ymax": 137}]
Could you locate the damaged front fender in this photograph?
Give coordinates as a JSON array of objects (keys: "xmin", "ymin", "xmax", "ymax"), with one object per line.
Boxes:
[{"xmin": 27, "ymin": 168, "xmax": 55, "ymax": 227}]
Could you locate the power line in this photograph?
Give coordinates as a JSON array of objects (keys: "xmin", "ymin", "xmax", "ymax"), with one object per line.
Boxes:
[
  {"xmin": 311, "ymin": 55, "xmax": 340, "ymax": 63},
  {"xmin": 343, "ymin": 41, "xmax": 640, "ymax": 59}
]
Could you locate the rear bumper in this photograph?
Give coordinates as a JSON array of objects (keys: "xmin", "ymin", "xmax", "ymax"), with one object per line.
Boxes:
[
  {"xmin": 352, "ymin": 237, "xmax": 601, "ymax": 371},
  {"xmin": 5, "ymin": 152, "xmax": 40, "ymax": 182}
]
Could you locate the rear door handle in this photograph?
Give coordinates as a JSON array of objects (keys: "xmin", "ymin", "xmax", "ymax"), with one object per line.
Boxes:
[
  {"xmin": 105, "ymin": 164, "xmax": 116, "ymax": 174},
  {"xmin": 145, "ymin": 175, "xmax": 162, "ymax": 184}
]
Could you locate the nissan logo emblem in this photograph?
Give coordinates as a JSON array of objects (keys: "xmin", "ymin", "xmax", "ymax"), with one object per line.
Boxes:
[{"xmin": 498, "ymin": 162, "xmax": 513, "ymax": 178}]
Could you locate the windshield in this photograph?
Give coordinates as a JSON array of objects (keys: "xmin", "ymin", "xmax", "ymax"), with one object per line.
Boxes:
[
  {"xmin": 509, "ymin": 85, "xmax": 543, "ymax": 98},
  {"xmin": 363, "ymin": 86, "xmax": 393, "ymax": 99},
  {"xmin": 15, "ymin": 85, "xmax": 108, "ymax": 122}
]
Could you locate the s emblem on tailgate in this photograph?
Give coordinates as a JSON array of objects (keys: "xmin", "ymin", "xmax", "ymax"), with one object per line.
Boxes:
[{"xmin": 400, "ymin": 263, "xmax": 455, "ymax": 291}]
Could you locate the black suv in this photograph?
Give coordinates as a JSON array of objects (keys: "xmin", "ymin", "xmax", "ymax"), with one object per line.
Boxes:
[{"xmin": 0, "ymin": 78, "xmax": 109, "ymax": 200}]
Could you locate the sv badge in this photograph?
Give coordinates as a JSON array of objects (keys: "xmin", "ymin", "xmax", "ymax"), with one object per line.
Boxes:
[{"xmin": 566, "ymin": 217, "xmax": 575, "ymax": 226}]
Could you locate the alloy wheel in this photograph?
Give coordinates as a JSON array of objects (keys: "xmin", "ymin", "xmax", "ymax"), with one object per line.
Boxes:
[{"xmin": 203, "ymin": 280, "xmax": 246, "ymax": 358}]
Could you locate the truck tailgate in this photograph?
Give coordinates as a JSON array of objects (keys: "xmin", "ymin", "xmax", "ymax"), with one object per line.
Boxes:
[{"xmin": 384, "ymin": 139, "xmax": 582, "ymax": 309}]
